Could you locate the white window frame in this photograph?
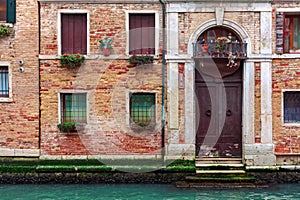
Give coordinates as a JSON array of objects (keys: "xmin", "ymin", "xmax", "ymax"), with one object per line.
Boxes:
[
  {"xmin": 125, "ymin": 10, "xmax": 159, "ymax": 56},
  {"xmin": 276, "ymin": 8, "xmax": 300, "ymax": 58},
  {"xmin": 57, "ymin": 10, "xmax": 90, "ymax": 56},
  {"xmin": 0, "ymin": 62, "xmax": 12, "ymax": 102},
  {"xmin": 58, "ymin": 90, "xmax": 89, "ymax": 124},
  {"xmin": 282, "ymin": 89, "xmax": 300, "ymax": 126}
]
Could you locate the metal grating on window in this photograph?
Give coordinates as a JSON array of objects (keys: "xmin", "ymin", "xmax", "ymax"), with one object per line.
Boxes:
[
  {"xmin": 0, "ymin": 66, "xmax": 9, "ymax": 97},
  {"xmin": 284, "ymin": 91, "xmax": 300, "ymax": 123},
  {"xmin": 130, "ymin": 93, "xmax": 155, "ymax": 126},
  {"xmin": 61, "ymin": 93, "xmax": 87, "ymax": 123}
]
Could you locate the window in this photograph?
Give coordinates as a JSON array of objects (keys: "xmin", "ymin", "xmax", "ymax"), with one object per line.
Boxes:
[
  {"xmin": 61, "ymin": 13, "xmax": 87, "ymax": 54},
  {"xmin": 60, "ymin": 93, "xmax": 87, "ymax": 123},
  {"xmin": 284, "ymin": 91, "xmax": 300, "ymax": 123},
  {"xmin": 0, "ymin": 66, "xmax": 8, "ymax": 97},
  {"xmin": 276, "ymin": 12, "xmax": 300, "ymax": 54},
  {"xmin": 129, "ymin": 13, "xmax": 155, "ymax": 55},
  {"xmin": 130, "ymin": 93, "xmax": 155, "ymax": 127},
  {"xmin": 0, "ymin": 0, "xmax": 16, "ymax": 23}
]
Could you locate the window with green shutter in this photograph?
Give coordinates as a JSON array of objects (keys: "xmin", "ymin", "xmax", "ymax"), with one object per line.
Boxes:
[{"xmin": 0, "ymin": 0, "xmax": 15, "ymax": 23}]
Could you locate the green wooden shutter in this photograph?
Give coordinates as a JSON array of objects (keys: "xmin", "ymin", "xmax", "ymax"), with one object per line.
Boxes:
[{"xmin": 6, "ymin": 0, "xmax": 16, "ymax": 23}]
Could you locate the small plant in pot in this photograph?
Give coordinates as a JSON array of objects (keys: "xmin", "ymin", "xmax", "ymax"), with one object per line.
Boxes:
[
  {"xmin": 57, "ymin": 122, "xmax": 77, "ymax": 133},
  {"xmin": 60, "ymin": 53, "xmax": 85, "ymax": 68},
  {"xmin": 0, "ymin": 24, "xmax": 12, "ymax": 37},
  {"xmin": 99, "ymin": 36, "xmax": 114, "ymax": 56}
]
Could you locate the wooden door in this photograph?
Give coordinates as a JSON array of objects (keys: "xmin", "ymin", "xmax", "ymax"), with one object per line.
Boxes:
[{"xmin": 196, "ymin": 67, "xmax": 242, "ymax": 158}]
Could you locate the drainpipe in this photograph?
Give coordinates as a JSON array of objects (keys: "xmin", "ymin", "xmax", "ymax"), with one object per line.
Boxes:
[{"xmin": 159, "ymin": 0, "xmax": 166, "ymax": 164}]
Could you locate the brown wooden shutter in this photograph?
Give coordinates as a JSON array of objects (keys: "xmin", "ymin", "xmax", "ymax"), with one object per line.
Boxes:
[
  {"xmin": 276, "ymin": 12, "xmax": 284, "ymax": 54},
  {"xmin": 129, "ymin": 14, "xmax": 155, "ymax": 55},
  {"xmin": 61, "ymin": 14, "xmax": 87, "ymax": 54}
]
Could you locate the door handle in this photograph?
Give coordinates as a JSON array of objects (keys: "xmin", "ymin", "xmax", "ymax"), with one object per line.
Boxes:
[
  {"xmin": 226, "ymin": 110, "xmax": 232, "ymax": 116},
  {"xmin": 206, "ymin": 110, "xmax": 211, "ymax": 116}
]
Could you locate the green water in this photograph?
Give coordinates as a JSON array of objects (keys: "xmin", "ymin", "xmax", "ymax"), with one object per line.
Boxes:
[{"xmin": 0, "ymin": 184, "xmax": 299, "ymax": 200}]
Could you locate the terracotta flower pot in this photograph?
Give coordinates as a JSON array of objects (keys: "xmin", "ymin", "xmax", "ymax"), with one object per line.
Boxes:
[{"xmin": 102, "ymin": 48, "xmax": 111, "ymax": 56}]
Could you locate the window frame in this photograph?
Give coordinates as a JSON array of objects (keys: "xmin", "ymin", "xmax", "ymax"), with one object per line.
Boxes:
[
  {"xmin": 0, "ymin": 0, "xmax": 15, "ymax": 23},
  {"xmin": 58, "ymin": 90, "xmax": 89, "ymax": 124},
  {"xmin": 126, "ymin": 11, "xmax": 159, "ymax": 56},
  {"xmin": 127, "ymin": 92, "xmax": 157, "ymax": 128},
  {"xmin": 276, "ymin": 8, "xmax": 300, "ymax": 55},
  {"xmin": 0, "ymin": 62, "xmax": 12, "ymax": 102},
  {"xmin": 282, "ymin": 89, "xmax": 300, "ymax": 126},
  {"xmin": 57, "ymin": 10, "xmax": 90, "ymax": 56}
]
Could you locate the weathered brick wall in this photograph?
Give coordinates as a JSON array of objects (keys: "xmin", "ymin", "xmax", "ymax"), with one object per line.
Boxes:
[
  {"xmin": 272, "ymin": 59, "xmax": 300, "ymax": 154},
  {"xmin": 0, "ymin": 0, "xmax": 39, "ymax": 150},
  {"xmin": 271, "ymin": 2, "xmax": 300, "ymax": 155},
  {"xmin": 255, "ymin": 62, "xmax": 261, "ymax": 143},
  {"xmin": 178, "ymin": 11, "xmax": 260, "ymax": 55},
  {"xmin": 39, "ymin": 3, "xmax": 165, "ymax": 156}
]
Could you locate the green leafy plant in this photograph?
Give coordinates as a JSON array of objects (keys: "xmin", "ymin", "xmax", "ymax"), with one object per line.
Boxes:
[
  {"xmin": 129, "ymin": 55, "xmax": 154, "ymax": 65},
  {"xmin": 99, "ymin": 36, "xmax": 114, "ymax": 49},
  {"xmin": 57, "ymin": 122, "xmax": 77, "ymax": 133},
  {"xmin": 0, "ymin": 24, "xmax": 12, "ymax": 37},
  {"xmin": 60, "ymin": 53, "xmax": 85, "ymax": 68}
]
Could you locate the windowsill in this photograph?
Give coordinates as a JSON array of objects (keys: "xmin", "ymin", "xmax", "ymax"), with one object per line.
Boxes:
[
  {"xmin": 282, "ymin": 123, "xmax": 300, "ymax": 127},
  {"xmin": 39, "ymin": 54, "xmax": 160, "ymax": 60},
  {"xmin": 0, "ymin": 97, "xmax": 13, "ymax": 103},
  {"xmin": 274, "ymin": 54, "xmax": 300, "ymax": 59}
]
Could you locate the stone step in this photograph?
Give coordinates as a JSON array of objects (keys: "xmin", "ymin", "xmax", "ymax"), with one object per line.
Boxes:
[
  {"xmin": 185, "ymin": 175, "xmax": 256, "ymax": 183},
  {"xmin": 176, "ymin": 181, "xmax": 266, "ymax": 188},
  {"xmin": 196, "ymin": 157, "xmax": 242, "ymax": 164},
  {"xmin": 195, "ymin": 163, "xmax": 244, "ymax": 168},
  {"xmin": 196, "ymin": 170, "xmax": 246, "ymax": 174}
]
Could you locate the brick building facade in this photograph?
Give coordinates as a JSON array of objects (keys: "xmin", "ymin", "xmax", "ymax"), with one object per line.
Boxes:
[{"xmin": 0, "ymin": 0, "xmax": 300, "ymax": 168}]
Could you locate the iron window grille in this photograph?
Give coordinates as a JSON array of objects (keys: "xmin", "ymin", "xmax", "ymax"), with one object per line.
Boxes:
[
  {"xmin": 284, "ymin": 91, "xmax": 300, "ymax": 123},
  {"xmin": 61, "ymin": 93, "xmax": 87, "ymax": 123},
  {"xmin": 0, "ymin": 66, "xmax": 9, "ymax": 97},
  {"xmin": 130, "ymin": 93, "xmax": 155, "ymax": 127}
]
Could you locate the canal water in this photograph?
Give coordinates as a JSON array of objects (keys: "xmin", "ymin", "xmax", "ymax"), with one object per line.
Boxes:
[{"xmin": 0, "ymin": 184, "xmax": 299, "ymax": 199}]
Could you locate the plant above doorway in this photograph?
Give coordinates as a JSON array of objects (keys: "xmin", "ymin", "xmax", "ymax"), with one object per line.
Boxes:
[{"xmin": 60, "ymin": 53, "xmax": 85, "ymax": 68}]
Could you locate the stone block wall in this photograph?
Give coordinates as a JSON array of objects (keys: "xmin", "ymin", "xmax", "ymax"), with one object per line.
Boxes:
[
  {"xmin": 0, "ymin": 0, "xmax": 39, "ymax": 154},
  {"xmin": 39, "ymin": 3, "xmax": 165, "ymax": 156}
]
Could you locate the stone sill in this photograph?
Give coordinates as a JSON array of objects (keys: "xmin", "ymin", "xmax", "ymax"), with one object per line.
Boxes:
[
  {"xmin": 39, "ymin": 54, "xmax": 160, "ymax": 60},
  {"xmin": 0, "ymin": 148, "xmax": 40, "ymax": 157}
]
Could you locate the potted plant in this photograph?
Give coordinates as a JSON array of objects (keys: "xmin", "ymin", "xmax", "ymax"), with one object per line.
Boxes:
[
  {"xmin": 60, "ymin": 53, "xmax": 85, "ymax": 68},
  {"xmin": 215, "ymin": 37, "xmax": 228, "ymax": 52},
  {"xmin": 128, "ymin": 54, "xmax": 154, "ymax": 67},
  {"xmin": 99, "ymin": 36, "xmax": 114, "ymax": 56},
  {"xmin": 57, "ymin": 122, "xmax": 77, "ymax": 133},
  {"xmin": 0, "ymin": 24, "xmax": 12, "ymax": 37}
]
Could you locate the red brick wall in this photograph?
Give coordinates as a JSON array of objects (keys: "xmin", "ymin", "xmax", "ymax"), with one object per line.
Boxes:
[
  {"xmin": 39, "ymin": 3, "xmax": 164, "ymax": 156},
  {"xmin": 0, "ymin": 0, "xmax": 39, "ymax": 150}
]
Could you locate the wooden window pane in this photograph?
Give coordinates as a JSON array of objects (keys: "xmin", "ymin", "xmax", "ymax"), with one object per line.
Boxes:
[
  {"xmin": 129, "ymin": 14, "xmax": 155, "ymax": 55},
  {"xmin": 284, "ymin": 92, "xmax": 300, "ymax": 123},
  {"xmin": 0, "ymin": 66, "xmax": 9, "ymax": 97},
  {"xmin": 61, "ymin": 14, "xmax": 87, "ymax": 54},
  {"xmin": 0, "ymin": 0, "xmax": 6, "ymax": 21}
]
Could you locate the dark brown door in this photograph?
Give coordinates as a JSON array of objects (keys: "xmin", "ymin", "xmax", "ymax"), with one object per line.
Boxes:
[{"xmin": 196, "ymin": 67, "xmax": 242, "ymax": 158}]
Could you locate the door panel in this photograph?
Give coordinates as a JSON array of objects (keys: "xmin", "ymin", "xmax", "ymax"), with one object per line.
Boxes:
[{"xmin": 196, "ymin": 68, "xmax": 242, "ymax": 158}]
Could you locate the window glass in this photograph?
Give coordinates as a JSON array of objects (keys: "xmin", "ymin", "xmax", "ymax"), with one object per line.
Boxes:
[
  {"xmin": 284, "ymin": 91, "xmax": 300, "ymax": 123},
  {"xmin": 0, "ymin": 0, "xmax": 6, "ymax": 21},
  {"xmin": 284, "ymin": 15, "xmax": 300, "ymax": 53},
  {"xmin": 130, "ymin": 93, "xmax": 155, "ymax": 127},
  {"xmin": 61, "ymin": 14, "xmax": 87, "ymax": 54},
  {"xmin": 0, "ymin": 66, "xmax": 9, "ymax": 97},
  {"xmin": 129, "ymin": 14, "xmax": 155, "ymax": 55},
  {"xmin": 61, "ymin": 93, "xmax": 87, "ymax": 123}
]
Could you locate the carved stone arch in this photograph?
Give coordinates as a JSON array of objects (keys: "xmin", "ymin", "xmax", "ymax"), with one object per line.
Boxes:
[{"xmin": 188, "ymin": 19, "xmax": 251, "ymax": 56}]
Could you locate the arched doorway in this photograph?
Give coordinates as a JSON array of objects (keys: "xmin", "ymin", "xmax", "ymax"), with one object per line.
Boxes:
[{"xmin": 194, "ymin": 26, "xmax": 246, "ymax": 158}]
